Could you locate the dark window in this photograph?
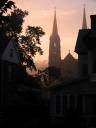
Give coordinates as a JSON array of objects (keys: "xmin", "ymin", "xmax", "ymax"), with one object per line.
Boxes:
[
  {"xmin": 82, "ymin": 64, "xmax": 88, "ymax": 76},
  {"xmin": 77, "ymin": 96, "xmax": 82, "ymax": 113},
  {"xmin": 56, "ymin": 95, "xmax": 60, "ymax": 114},
  {"xmin": 10, "ymin": 48, "xmax": 13, "ymax": 57},
  {"xmin": 63, "ymin": 96, "xmax": 67, "ymax": 114},
  {"xmin": 92, "ymin": 51, "xmax": 96, "ymax": 73},
  {"xmin": 70, "ymin": 96, "xmax": 75, "ymax": 110},
  {"xmin": 93, "ymin": 61, "xmax": 96, "ymax": 73},
  {"xmin": 8, "ymin": 65, "xmax": 12, "ymax": 81}
]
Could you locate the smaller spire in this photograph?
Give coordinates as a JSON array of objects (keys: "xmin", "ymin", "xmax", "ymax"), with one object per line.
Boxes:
[{"xmin": 82, "ymin": 4, "xmax": 87, "ymax": 29}]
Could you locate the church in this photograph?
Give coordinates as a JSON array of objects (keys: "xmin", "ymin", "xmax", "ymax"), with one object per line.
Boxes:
[{"xmin": 49, "ymin": 8, "xmax": 78, "ymax": 81}]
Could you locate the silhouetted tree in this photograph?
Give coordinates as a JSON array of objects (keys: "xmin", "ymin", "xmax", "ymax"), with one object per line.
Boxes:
[
  {"xmin": 0, "ymin": 0, "xmax": 15, "ymax": 32},
  {"xmin": 19, "ymin": 26, "xmax": 45, "ymax": 71},
  {"xmin": 0, "ymin": 4, "xmax": 45, "ymax": 71},
  {"xmin": 44, "ymin": 66, "xmax": 60, "ymax": 79},
  {"xmin": 3, "ymin": 8, "xmax": 28, "ymax": 37}
]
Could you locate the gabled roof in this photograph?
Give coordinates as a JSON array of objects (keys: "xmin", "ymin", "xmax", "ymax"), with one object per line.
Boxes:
[
  {"xmin": 0, "ymin": 36, "xmax": 11, "ymax": 57},
  {"xmin": 61, "ymin": 53, "xmax": 77, "ymax": 63},
  {"xmin": 75, "ymin": 29, "xmax": 90, "ymax": 54},
  {"xmin": 1, "ymin": 38, "xmax": 20, "ymax": 64}
]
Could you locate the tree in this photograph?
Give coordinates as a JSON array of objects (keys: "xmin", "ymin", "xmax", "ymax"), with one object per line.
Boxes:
[
  {"xmin": 19, "ymin": 26, "xmax": 45, "ymax": 71},
  {"xmin": 0, "ymin": 2, "xmax": 45, "ymax": 71},
  {"xmin": 0, "ymin": 8, "xmax": 28, "ymax": 37},
  {"xmin": 6, "ymin": 8, "xmax": 28, "ymax": 37},
  {"xmin": 0, "ymin": 0, "xmax": 15, "ymax": 26},
  {"xmin": 44, "ymin": 66, "xmax": 60, "ymax": 79}
]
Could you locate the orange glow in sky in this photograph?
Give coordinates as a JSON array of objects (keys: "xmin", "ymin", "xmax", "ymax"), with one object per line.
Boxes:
[{"xmin": 14, "ymin": 0, "xmax": 96, "ymax": 62}]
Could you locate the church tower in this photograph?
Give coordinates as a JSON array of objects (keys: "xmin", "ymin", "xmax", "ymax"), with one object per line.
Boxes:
[{"xmin": 49, "ymin": 8, "xmax": 61, "ymax": 69}]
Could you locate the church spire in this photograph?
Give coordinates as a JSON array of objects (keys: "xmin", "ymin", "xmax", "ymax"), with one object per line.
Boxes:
[
  {"xmin": 82, "ymin": 5, "xmax": 87, "ymax": 29},
  {"xmin": 52, "ymin": 7, "xmax": 58, "ymax": 35}
]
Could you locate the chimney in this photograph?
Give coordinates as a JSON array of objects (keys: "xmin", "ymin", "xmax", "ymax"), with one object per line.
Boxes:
[{"xmin": 90, "ymin": 15, "xmax": 96, "ymax": 29}]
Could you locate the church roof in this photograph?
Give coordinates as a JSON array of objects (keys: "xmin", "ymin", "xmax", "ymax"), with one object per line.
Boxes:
[
  {"xmin": 61, "ymin": 53, "xmax": 77, "ymax": 62},
  {"xmin": 75, "ymin": 29, "xmax": 90, "ymax": 54}
]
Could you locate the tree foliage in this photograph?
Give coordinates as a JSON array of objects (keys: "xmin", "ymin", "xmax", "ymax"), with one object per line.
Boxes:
[
  {"xmin": 19, "ymin": 26, "xmax": 45, "ymax": 71},
  {"xmin": 44, "ymin": 66, "xmax": 60, "ymax": 79},
  {"xmin": 7, "ymin": 8, "xmax": 28, "ymax": 36},
  {"xmin": 0, "ymin": 1, "xmax": 45, "ymax": 71},
  {"xmin": 0, "ymin": 0, "xmax": 15, "ymax": 24},
  {"xmin": 0, "ymin": 8, "xmax": 28, "ymax": 37}
]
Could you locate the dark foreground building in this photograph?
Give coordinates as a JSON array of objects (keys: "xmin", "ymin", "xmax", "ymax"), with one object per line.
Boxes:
[
  {"xmin": 0, "ymin": 37, "xmax": 49, "ymax": 128},
  {"xmin": 48, "ymin": 13, "xmax": 96, "ymax": 128}
]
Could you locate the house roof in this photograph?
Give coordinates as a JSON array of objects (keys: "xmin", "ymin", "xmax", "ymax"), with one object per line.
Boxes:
[
  {"xmin": 46, "ymin": 77, "xmax": 96, "ymax": 94},
  {"xmin": 0, "ymin": 36, "xmax": 11, "ymax": 57},
  {"xmin": 84, "ymin": 30, "xmax": 96, "ymax": 49},
  {"xmin": 75, "ymin": 29, "xmax": 90, "ymax": 54},
  {"xmin": 0, "ymin": 36, "xmax": 20, "ymax": 64}
]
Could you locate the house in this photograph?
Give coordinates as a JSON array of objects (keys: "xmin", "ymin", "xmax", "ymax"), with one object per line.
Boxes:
[
  {"xmin": 0, "ymin": 36, "xmax": 26, "ymax": 105},
  {"xmin": 48, "ymin": 14, "xmax": 96, "ymax": 128}
]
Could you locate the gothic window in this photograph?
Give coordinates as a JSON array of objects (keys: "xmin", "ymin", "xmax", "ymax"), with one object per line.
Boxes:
[
  {"xmin": 54, "ymin": 42, "xmax": 56, "ymax": 48},
  {"xmin": 10, "ymin": 48, "xmax": 13, "ymax": 57},
  {"xmin": 53, "ymin": 49, "xmax": 56, "ymax": 54}
]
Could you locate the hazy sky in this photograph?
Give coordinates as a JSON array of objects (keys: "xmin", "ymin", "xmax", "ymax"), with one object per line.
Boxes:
[{"xmin": 14, "ymin": 0, "xmax": 96, "ymax": 62}]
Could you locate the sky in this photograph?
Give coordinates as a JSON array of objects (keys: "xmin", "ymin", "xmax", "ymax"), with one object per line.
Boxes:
[{"xmin": 14, "ymin": 0, "xmax": 96, "ymax": 63}]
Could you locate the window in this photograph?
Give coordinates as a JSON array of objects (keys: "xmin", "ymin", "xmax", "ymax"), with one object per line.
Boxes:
[
  {"xmin": 63, "ymin": 96, "xmax": 67, "ymax": 114},
  {"xmin": 70, "ymin": 96, "xmax": 75, "ymax": 110},
  {"xmin": 77, "ymin": 96, "xmax": 82, "ymax": 113},
  {"xmin": 56, "ymin": 95, "xmax": 61, "ymax": 114},
  {"xmin": 82, "ymin": 64, "xmax": 88, "ymax": 76},
  {"xmin": 8, "ymin": 65, "xmax": 12, "ymax": 81},
  {"xmin": 54, "ymin": 42, "xmax": 56, "ymax": 48},
  {"xmin": 10, "ymin": 48, "xmax": 13, "ymax": 57},
  {"xmin": 93, "ymin": 60, "xmax": 96, "ymax": 73}
]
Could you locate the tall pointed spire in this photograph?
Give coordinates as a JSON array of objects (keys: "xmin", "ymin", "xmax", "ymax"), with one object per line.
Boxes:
[
  {"xmin": 82, "ymin": 4, "xmax": 87, "ymax": 29},
  {"xmin": 52, "ymin": 7, "xmax": 58, "ymax": 35},
  {"xmin": 49, "ymin": 8, "xmax": 61, "ymax": 69}
]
